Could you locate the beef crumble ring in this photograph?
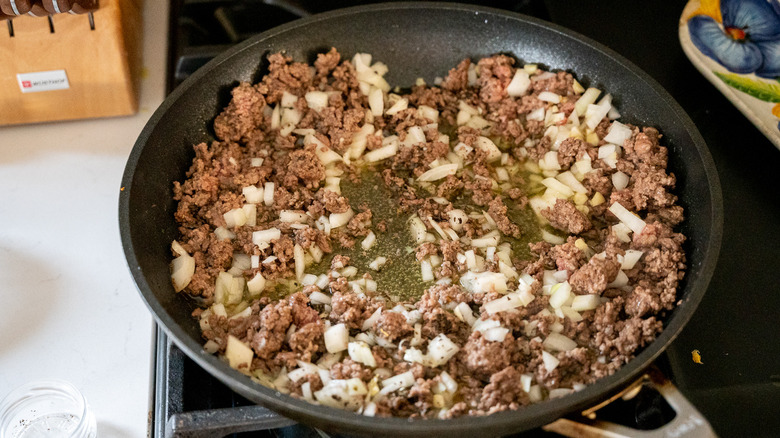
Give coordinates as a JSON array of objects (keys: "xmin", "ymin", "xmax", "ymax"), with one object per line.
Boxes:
[{"xmin": 171, "ymin": 49, "xmax": 687, "ymax": 419}]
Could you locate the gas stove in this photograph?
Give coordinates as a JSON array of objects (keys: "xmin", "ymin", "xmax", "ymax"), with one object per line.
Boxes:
[{"xmin": 151, "ymin": 1, "xmax": 780, "ymax": 437}]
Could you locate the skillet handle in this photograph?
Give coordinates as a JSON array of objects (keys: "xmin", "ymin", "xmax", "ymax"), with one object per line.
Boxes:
[
  {"xmin": 543, "ymin": 368, "xmax": 717, "ymax": 438},
  {"xmin": 165, "ymin": 405, "xmax": 296, "ymax": 438}
]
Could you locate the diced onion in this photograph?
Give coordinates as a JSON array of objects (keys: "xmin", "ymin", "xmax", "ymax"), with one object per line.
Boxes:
[
  {"xmin": 305, "ymin": 91, "xmax": 329, "ymax": 111},
  {"xmin": 556, "ymin": 171, "xmax": 588, "ymax": 194},
  {"xmin": 223, "ymin": 208, "xmax": 247, "ymax": 228},
  {"xmin": 246, "ymin": 272, "xmax": 266, "ymax": 296},
  {"xmin": 542, "ymin": 351, "xmax": 560, "ymax": 374},
  {"xmin": 549, "ymin": 388, "xmax": 574, "ymax": 399},
  {"xmin": 542, "ymin": 177, "xmax": 574, "ymax": 198},
  {"xmin": 280, "ymin": 210, "xmax": 309, "ymax": 224},
  {"xmin": 309, "ymin": 290, "xmax": 331, "ymax": 305},
  {"xmin": 368, "ymin": 88, "xmax": 384, "ymax": 116},
  {"xmin": 385, "ymin": 97, "xmax": 408, "ymax": 115},
  {"xmin": 475, "ymin": 136, "xmax": 501, "ymax": 162},
  {"xmin": 574, "ymin": 88, "xmax": 601, "ymax": 116},
  {"xmin": 225, "ymin": 335, "xmax": 254, "ymax": 371},
  {"xmin": 603, "ymin": 121, "xmax": 632, "ymax": 145},
  {"xmin": 543, "ymin": 332, "xmax": 577, "ymax": 352},
  {"xmin": 612, "ymin": 171, "xmax": 629, "ymax": 191},
  {"xmin": 325, "ymin": 324, "xmax": 349, "ymax": 353},
  {"xmin": 453, "ymin": 302, "xmax": 477, "ymax": 325},
  {"xmin": 348, "ymin": 341, "xmax": 377, "ymax": 367},
  {"xmin": 363, "ymin": 142, "xmax": 398, "ymax": 162},
  {"xmin": 506, "ymin": 70, "xmax": 531, "ymax": 96},
  {"xmin": 171, "ymin": 248, "xmax": 195, "ymax": 292},
  {"xmin": 361, "ymin": 231, "xmax": 376, "ymax": 250},
  {"xmin": 380, "ymin": 371, "xmax": 415, "ymax": 394},
  {"xmin": 483, "ymin": 327, "xmax": 510, "ymax": 342},
  {"xmin": 622, "ymin": 249, "xmax": 644, "ymax": 270},
  {"xmin": 607, "ymin": 270, "xmax": 629, "ymax": 288},
  {"xmin": 460, "ymin": 271, "xmax": 508, "ymax": 294},
  {"xmin": 426, "ymin": 334, "xmax": 459, "ymax": 367},
  {"xmin": 538, "ymin": 91, "xmax": 561, "ymax": 103},
  {"xmin": 609, "ymin": 202, "xmax": 647, "ymax": 234},
  {"xmin": 571, "ymin": 294, "xmax": 601, "ymax": 311},
  {"xmin": 242, "ymin": 185, "xmax": 264, "ymax": 204},
  {"xmin": 421, "ymin": 260, "xmax": 434, "ymax": 281},
  {"xmin": 263, "ymin": 182, "xmax": 275, "ymax": 206},
  {"xmin": 417, "ymin": 163, "xmax": 459, "ymax": 182},
  {"xmin": 549, "ymin": 282, "xmax": 572, "ymax": 309},
  {"xmin": 369, "ymin": 256, "xmax": 387, "ymax": 271},
  {"xmin": 329, "ymin": 208, "xmax": 354, "ymax": 228},
  {"xmin": 252, "ymin": 228, "xmax": 281, "ymax": 245}
]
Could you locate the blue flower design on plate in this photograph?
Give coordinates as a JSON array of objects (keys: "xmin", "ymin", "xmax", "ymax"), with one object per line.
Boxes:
[{"xmin": 688, "ymin": 0, "xmax": 780, "ymax": 78}]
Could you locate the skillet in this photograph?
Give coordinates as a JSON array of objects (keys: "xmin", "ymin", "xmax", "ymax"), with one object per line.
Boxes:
[{"xmin": 119, "ymin": 3, "xmax": 723, "ymax": 436}]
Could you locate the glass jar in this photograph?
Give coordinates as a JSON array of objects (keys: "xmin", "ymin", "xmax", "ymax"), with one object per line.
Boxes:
[{"xmin": 0, "ymin": 380, "xmax": 96, "ymax": 438}]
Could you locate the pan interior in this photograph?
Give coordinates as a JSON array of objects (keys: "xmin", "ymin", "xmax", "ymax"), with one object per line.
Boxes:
[{"xmin": 120, "ymin": 3, "xmax": 721, "ymax": 436}]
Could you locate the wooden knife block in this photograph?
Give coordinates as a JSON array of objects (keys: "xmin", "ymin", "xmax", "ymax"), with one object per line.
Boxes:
[{"xmin": 0, "ymin": 0, "xmax": 143, "ymax": 125}]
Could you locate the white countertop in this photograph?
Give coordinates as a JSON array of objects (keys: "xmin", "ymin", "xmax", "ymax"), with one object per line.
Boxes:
[{"xmin": 0, "ymin": 3, "xmax": 168, "ymax": 437}]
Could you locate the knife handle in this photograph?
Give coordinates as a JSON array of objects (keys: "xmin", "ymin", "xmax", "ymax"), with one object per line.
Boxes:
[
  {"xmin": 27, "ymin": 0, "xmax": 48, "ymax": 16},
  {"xmin": 42, "ymin": 0, "xmax": 70, "ymax": 14},
  {"xmin": 0, "ymin": 0, "xmax": 33, "ymax": 15},
  {"xmin": 69, "ymin": 0, "xmax": 96, "ymax": 14}
]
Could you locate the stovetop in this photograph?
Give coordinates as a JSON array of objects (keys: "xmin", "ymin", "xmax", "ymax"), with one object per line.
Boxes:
[{"xmin": 153, "ymin": 1, "xmax": 780, "ymax": 437}]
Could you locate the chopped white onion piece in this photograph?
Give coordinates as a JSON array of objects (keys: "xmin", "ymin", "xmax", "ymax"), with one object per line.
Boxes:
[
  {"xmin": 304, "ymin": 91, "xmax": 329, "ymax": 111},
  {"xmin": 460, "ymin": 271, "xmax": 508, "ymax": 294},
  {"xmin": 360, "ymin": 231, "xmax": 377, "ymax": 250},
  {"xmin": 223, "ymin": 208, "xmax": 247, "ymax": 229},
  {"xmin": 453, "ymin": 302, "xmax": 477, "ymax": 326},
  {"xmin": 475, "ymin": 136, "xmax": 502, "ymax": 162},
  {"xmin": 380, "ymin": 371, "xmax": 415, "ymax": 394},
  {"xmin": 556, "ymin": 171, "xmax": 588, "ymax": 194},
  {"xmin": 543, "ymin": 332, "xmax": 578, "ymax": 352},
  {"xmin": 426, "ymin": 334, "xmax": 459, "ymax": 367},
  {"xmin": 252, "ymin": 228, "xmax": 281, "ymax": 246},
  {"xmin": 609, "ymin": 202, "xmax": 647, "ymax": 234},
  {"xmin": 571, "ymin": 294, "xmax": 602, "ymax": 311},
  {"xmin": 541, "ymin": 229, "xmax": 565, "ymax": 245},
  {"xmin": 470, "ymin": 234, "xmax": 500, "ymax": 248},
  {"xmin": 612, "ymin": 171, "xmax": 630, "ymax": 191},
  {"xmin": 314, "ymin": 378, "xmax": 367, "ymax": 411},
  {"xmin": 538, "ymin": 91, "xmax": 561, "ymax": 103},
  {"xmin": 403, "ymin": 347, "xmax": 426, "ymax": 365},
  {"xmin": 574, "ymin": 88, "xmax": 601, "ymax": 116},
  {"xmin": 421, "ymin": 260, "xmax": 434, "ymax": 281},
  {"xmin": 348, "ymin": 341, "xmax": 376, "ymax": 367},
  {"xmin": 385, "ymin": 97, "xmax": 408, "ymax": 115},
  {"xmin": 309, "ymin": 291, "xmax": 331, "ymax": 305},
  {"xmin": 329, "ymin": 208, "xmax": 354, "ymax": 229},
  {"xmin": 214, "ymin": 226, "xmax": 235, "ymax": 241},
  {"xmin": 368, "ymin": 256, "xmax": 387, "ymax": 271},
  {"xmin": 622, "ymin": 250, "xmax": 644, "ymax": 270},
  {"xmin": 368, "ymin": 88, "xmax": 384, "ymax": 116},
  {"xmin": 280, "ymin": 210, "xmax": 309, "ymax": 224},
  {"xmin": 603, "ymin": 121, "xmax": 633, "ymax": 145},
  {"xmin": 542, "ymin": 177, "xmax": 574, "ymax": 198},
  {"xmin": 242, "ymin": 185, "xmax": 264, "ymax": 204},
  {"xmin": 526, "ymin": 106, "xmax": 545, "ymax": 121},
  {"xmin": 549, "ymin": 282, "xmax": 572, "ymax": 309},
  {"xmin": 225, "ymin": 335, "xmax": 254, "ymax": 372},
  {"xmin": 246, "ymin": 272, "xmax": 266, "ymax": 296},
  {"xmin": 313, "ymin": 144, "xmax": 343, "ymax": 166},
  {"xmin": 607, "ymin": 270, "xmax": 629, "ymax": 288},
  {"xmin": 171, "ymin": 249, "xmax": 195, "ymax": 292},
  {"xmin": 251, "ymin": 157, "xmax": 264, "ymax": 167},
  {"xmin": 324, "ymin": 324, "xmax": 349, "ymax": 353},
  {"xmin": 542, "ymin": 351, "xmax": 560, "ymax": 374},
  {"xmin": 417, "ymin": 163, "xmax": 459, "ymax": 182},
  {"xmin": 363, "ymin": 141, "xmax": 398, "ymax": 162},
  {"xmin": 506, "ymin": 70, "xmax": 531, "ymax": 96},
  {"xmin": 521, "ymin": 374, "xmax": 534, "ymax": 393},
  {"xmin": 483, "ymin": 327, "xmax": 510, "ymax": 342},
  {"xmin": 263, "ymin": 182, "xmax": 275, "ymax": 206}
]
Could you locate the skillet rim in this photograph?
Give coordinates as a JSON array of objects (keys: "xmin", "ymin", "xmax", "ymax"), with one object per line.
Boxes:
[{"xmin": 119, "ymin": 2, "xmax": 723, "ymax": 435}]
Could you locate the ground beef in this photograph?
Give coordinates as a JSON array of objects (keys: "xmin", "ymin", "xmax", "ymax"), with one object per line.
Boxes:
[
  {"xmin": 542, "ymin": 199, "xmax": 592, "ymax": 234},
  {"xmin": 174, "ymin": 49, "xmax": 687, "ymax": 420},
  {"xmin": 374, "ymin": 312, "xmax": 413, "ymax": 342}
]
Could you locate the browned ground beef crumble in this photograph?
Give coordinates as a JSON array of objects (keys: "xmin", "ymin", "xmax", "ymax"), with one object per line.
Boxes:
[{"xmin": 171, "ymin": 48, "xmax": 686, "ymax": 418}]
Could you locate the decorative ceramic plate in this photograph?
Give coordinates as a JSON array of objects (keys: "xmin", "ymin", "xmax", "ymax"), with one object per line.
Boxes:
[{"xmin": 679, "ymin": 0, "xmax": 780, "ymax": 149}]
